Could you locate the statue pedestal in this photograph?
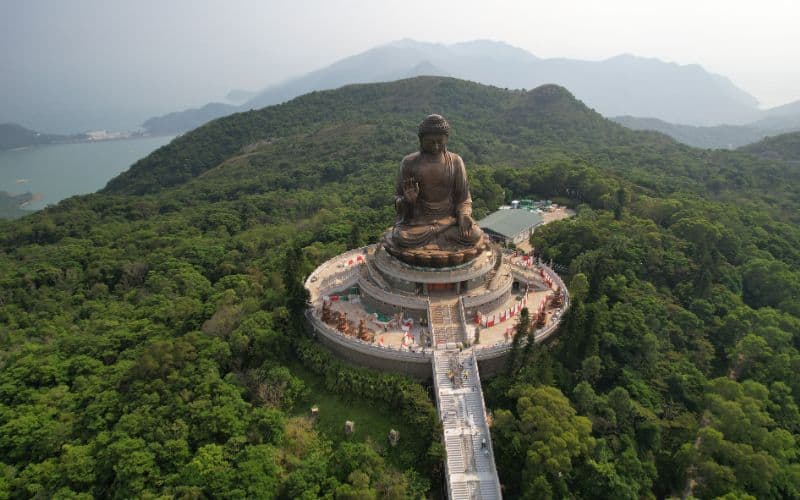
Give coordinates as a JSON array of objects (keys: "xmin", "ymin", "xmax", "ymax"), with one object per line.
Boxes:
[
  {"xmin": 357, "ymin": 243, "xmax": 501, "ymax": 315},
  {"xmin": 381, "ymin": 231, "xmax": 489, "ymax": 268}
]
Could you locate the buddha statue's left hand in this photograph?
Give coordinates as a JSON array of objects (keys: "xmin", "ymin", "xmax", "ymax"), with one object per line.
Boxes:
[{"xmin": 458, "ymin": 214, "xmax": 473, "ymax": 238}]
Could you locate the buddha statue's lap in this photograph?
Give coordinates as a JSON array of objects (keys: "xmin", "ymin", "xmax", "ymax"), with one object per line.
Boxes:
[
  {"xmin": 392, "ymin": 215, "xmax": 482, "ymax": 249},
  {"xmin": 381, "ymin": 114, "xmax": 487, "ymax": 267}
]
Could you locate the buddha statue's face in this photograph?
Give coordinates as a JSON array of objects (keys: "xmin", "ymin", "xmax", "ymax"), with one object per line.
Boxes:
[{"xmin": 420, "ymin": 134, "xmax": 448, "ymax": 155}]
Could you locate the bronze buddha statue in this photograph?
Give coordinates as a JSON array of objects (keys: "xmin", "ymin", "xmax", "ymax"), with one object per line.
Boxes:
[{"xmin": 382, "ymin": 114, "xmax": 488, "ymax": 267}]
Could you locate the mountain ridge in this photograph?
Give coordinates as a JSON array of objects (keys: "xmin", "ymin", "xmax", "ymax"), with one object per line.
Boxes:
[
  {"xmin": 612, "ymin": 116, "xmax": 771, "ymax": 149},
  {"xmin": 739, "ymin": 130, "xmax": 800, "ymax": 162},
  {"xmin": 0, "ymin": 123, "xmax": 73, "ymax": 150},
  {"xmin": 141, "ymin": 39, "xmax": 768, "ymax": 135},
  {"xmin": 107, "ymin": 77, "xmax": 672, "ymax": 196}
]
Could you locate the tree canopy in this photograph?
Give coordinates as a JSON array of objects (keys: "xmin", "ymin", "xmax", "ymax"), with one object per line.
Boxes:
[{"xmin": 1, "ymin": 77, "xmax": 799, "ymax": 497}]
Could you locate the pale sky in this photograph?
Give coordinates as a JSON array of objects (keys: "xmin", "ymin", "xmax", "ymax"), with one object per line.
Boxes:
[{"xmin": 2, "ymin": 0, "xmax": 798, "ymax": 131}]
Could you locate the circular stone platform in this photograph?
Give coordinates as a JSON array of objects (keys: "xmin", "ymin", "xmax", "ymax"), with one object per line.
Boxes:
[{"xmin": 304, "ymin": 244, "xmax": 570, "ymax": 379}]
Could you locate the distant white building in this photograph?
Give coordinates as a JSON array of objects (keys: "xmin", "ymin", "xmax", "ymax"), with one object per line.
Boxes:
[{"xmin": 86, "ymin": 130, "xmax": 128, "ymax": 141}]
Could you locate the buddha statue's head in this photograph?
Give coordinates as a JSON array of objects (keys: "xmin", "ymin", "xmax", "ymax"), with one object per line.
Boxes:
[{"xmin": 418, "ymin": 114, "xmax": 450, "ymax": 155}]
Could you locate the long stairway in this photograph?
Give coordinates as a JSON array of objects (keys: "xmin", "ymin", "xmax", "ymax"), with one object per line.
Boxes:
[
  {"xmin": 429, "ymin": 299, "xmax": 463, "ymax": 348},
  {"xmin": 433, "ymin": 350, "xmax": 502, "ymax": 499}
]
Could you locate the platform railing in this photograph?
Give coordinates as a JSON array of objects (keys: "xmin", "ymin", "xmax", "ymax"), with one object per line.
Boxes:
[
  {"xmin": 306, "ymin": 309, "xmax": 433, "ymax": 361},
  {"xmin": 462, "ymin": 272, "xmax": 513, "ymax": 308},
  {"xmin": 456, "ymin": 297, "xmax": 469, "ymax": 345},
  {"xmin": 357, "ymin": 269, "xmax": 430, "ymax": 309},
  {"xmin": 468, "ymin": 350, "xmax": 503, "ymax": 498},
  {"xmin": 305, "ymin": 250, "xmax": 569, "ymax": 367},
  {"xmin": 305, "ymin": 247, "xmax": 369, "ymax": 286},
  {"xmin": 471, "ymin": 263, "xmax": 569, "ymax": 359},
  {"xmin": 427, "ymin": 301, "xmax": 437, "ymax": 347},
  {"xmin": 372, "ymin": 245, "xmax": 495, "ymax": 283},
  {"xmin": 317, "ymin": 268, "xmax": 359, "ymax": 293}
]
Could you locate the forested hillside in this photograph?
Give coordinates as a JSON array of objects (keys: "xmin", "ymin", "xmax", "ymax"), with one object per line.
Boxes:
[
  {"xmin": 611, "ymin": 116, "xmax": 770, "ymax": 149},
  {"xmin": 1, "ymin": 77, "xmax": 799, "ymax": 498},
  {"xmin": 0, "ymin": 123, "xmax": 70, "ymax": 150},
  {"xmin": 739, "ymin": 130, "xmax": 800, "ymax": 162}
]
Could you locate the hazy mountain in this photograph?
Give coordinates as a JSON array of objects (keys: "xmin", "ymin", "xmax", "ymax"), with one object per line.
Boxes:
[
  {"xmin": 382, "ymin": 60, "xmax": 449, "ymax": 82},
  {"xmin": 752, "ymin": 115, "xmax": 800, "ymax": 133},
  {"xmin": 110, "ymin": 77, "xmax": 671, "ymax": 195},
  {"xmin": 244, "ymin": 42, "xmax": 455, "ymax": 110},
  {"xmin": 762, "ymin": 99, "xmax": 800, "ymax": 119},
  {"xmin": 543, "ymin": 54, "xmax": 759, "ymax": 124},
  {"xmin": 0, "ymin": 123, "xmax": 72, "ymax": 150},
  {"xmin": 141, "ymin": 103, "xmax": 237, "ymax": 137},
  {"xmin": 611, "ymin": 116, "xmax": 769, "ymax": 149},
  {"xmin": 225, "ymin": 89, "xmax": 258, "ymax": 103},
  {"xmin": 749, "ymin": 100, "xmax": 800, "ymax": 132},
  {"xmin": 255, "ymin": 41, "xmax": 759, "ymax": 125},
  {"xmin": 141, "ymin": 39, "xmax": 764, "ymax": 135},
  {"xmin": 612, "ymin": 99, "xmax": 800, "ymax": 149},
  {"xmin": 739, "ymin": 130, "xmax": 800, "ymax": 162}
]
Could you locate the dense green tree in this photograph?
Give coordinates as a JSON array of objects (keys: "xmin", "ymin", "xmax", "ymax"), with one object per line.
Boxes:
[
  {"xmin": 507, "ymin": 307, "xmax": 530, "ymax": 374},
  {"xmin": 3, "ymin": 77, "xmax": 800, "ymax": 497},
  {"xmin": 283, "ymin": 241, "xmax": 311, "ymax": 328},
  {"xmin": 493, "ymin": 384, "xmax": 595, "ymax": 497}
]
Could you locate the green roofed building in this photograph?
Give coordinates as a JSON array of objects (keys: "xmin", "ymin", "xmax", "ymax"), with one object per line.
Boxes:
[{"xmin": 478, "ymin": 209, "xmax": 544, "ymax": 245}]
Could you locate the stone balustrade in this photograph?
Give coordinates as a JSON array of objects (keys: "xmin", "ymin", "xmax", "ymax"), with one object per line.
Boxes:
[
  {"xmin": 372, "ymin": 244, "xmax": 495, "ymax": 284},
  {"xmin": 306, "ymin": 248, "xmax": 569, "ymax": 380},
  {"xmin": 306, "ymin": 310, "xmax": 434, "ymax": 362},
  {"xmin": 461, "ymin": 271, "xmax": 513, "ymax": 308},
  {"xmin": 357, "ymin": 269, "xmax": 430, "ymax": 309}
]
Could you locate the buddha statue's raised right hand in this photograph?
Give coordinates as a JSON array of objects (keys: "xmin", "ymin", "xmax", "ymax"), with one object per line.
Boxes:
[{"xmin": 403, "ymin": 177, "xmax": 419, "ymax": 205}]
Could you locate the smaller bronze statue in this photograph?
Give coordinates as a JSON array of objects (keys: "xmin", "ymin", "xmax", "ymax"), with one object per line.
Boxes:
[
  {"xmin": 535, "ymin": 311, "xmax": 546, "ymax": 329},
  {"xmin": 357, "ymin": 319, "xmax": 373, "ymax": 342},
  {"xmin": 337, "ymin": 312, "xmax": 350, "ymax": 335},
  {"xmin": 551, "ymin": 288, "xmax": 565, "ymax": 308},
  {"xmin": 321, "ymin": 300, "xmax": 332, "ymax": 323}
]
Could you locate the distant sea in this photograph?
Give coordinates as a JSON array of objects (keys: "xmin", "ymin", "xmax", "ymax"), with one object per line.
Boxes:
[{"xmin": 0, "ymin": 136, "xmax": 175, "ymax": 212}]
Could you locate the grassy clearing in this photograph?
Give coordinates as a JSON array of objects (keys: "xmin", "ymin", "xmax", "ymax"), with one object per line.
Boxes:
[{"xmin": 289, "ymin": 361, "xmax": 433, "ymax": 471}]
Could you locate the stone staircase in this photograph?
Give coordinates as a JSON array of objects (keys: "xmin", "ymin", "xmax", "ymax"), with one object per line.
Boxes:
[
  {"xmin": 433, "ymin": 350, "xmax": 502, "ymax": 499},
  {"xmin": 429, "ymin": 299, "xmax": 463, "ymax": 347}
]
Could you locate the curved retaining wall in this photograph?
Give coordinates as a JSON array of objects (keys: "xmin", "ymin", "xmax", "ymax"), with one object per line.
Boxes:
[
  {"xmin": 357, "ymin": 268, "xmax": 430, "ymax": 310},
  {"xmin": 471, "ymin": 264, "xmax": 569, "ymax": 375},
  {"xmin": 306, "ymin": 310, "xmax": 434, "ymax": 380},
  {"xmin": 462, "ymin": 270, "xmax": 514, "ymax": 312},
  {"xmin": 306, "ymin": 247, "xmax": 569, "ymax": 380},
  {"xmin": 372, "ymin": 245, "xmax": 495, "ymax": 285},
  {"xmin": 305, "ymin": 248, "xmax": 368, "ymax": 299}
]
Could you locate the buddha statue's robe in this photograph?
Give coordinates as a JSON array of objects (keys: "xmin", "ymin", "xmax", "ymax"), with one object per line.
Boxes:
[{"xmin": 391, "ymin": 150, "xmax": 483, "ymax": 249}]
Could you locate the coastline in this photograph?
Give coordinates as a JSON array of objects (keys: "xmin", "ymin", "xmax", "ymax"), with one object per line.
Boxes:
[
  {"xmin": 0, "ymin": 134, "xmax": 176, "ymax": 219},
  {"xmin": 0, "ymin": 132, "xmax": 176, "ymax": 153}
]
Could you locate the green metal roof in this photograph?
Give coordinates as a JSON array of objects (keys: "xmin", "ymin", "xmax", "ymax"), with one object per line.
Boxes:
[{"xmin": 477, "ymin": 209, "xmax": 544, "ymax": 239}]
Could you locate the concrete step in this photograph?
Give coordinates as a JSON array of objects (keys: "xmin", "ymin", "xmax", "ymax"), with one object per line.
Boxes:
[{"xmin": 433, "ymin": 349, "xmax": 501, "ymax": 499}]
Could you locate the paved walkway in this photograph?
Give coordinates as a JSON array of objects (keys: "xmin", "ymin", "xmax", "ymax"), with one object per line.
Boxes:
[
  {"xmin": 306, "ymin": 246, "xmax": 573, "ymax": 500},
  {"xmin": 433, "ymin": 349, "xmax": 502, "ymax": 499},
  {"xmin": 427, "ymin": 296, "xmax": 504, "ymax": 498}
]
